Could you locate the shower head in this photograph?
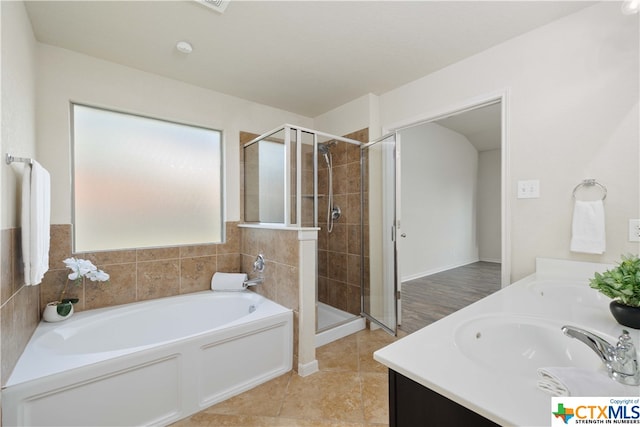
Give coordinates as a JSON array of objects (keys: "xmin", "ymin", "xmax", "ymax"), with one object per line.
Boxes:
[
  {"xmin": 318, "ymin": 142, "xmax": 332, "ymax": 166},
  {"xmin": 317, "ymin": 143, "xmax": 330, "ymax": 155}
]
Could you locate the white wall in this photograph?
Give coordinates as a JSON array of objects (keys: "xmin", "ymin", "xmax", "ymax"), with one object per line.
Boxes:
[
  {"xmin": 313, "ymin": 93, "xmax": 380, "ymax": 138},
  {"xmin": 380, "ymin": 2, "xmax": 639, "ymax": 281},
  {"xmin": 36, "ymin": 44, "xmax": 313, "ymax": 225},
  {"xmin": 1, "ymin": 1, "xmax": 37, "ymax": 228},
  {"xmin": 477, "ymin": 149, "xmax": 501, "ymax": 263},
  {"xmin": 399, "ymin": 123, "xmax": 479, "ymax": 281}
]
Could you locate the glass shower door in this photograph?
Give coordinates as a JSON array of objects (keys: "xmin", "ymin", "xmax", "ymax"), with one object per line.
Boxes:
[{"xmin": 361, "ymin": 132, "xmax": 399, "ymax": 335}]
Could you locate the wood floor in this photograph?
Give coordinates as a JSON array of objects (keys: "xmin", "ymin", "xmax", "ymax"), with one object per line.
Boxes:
[{"xmin": 399, "ymin": 262, "xmax": 501, "ymax": 334}]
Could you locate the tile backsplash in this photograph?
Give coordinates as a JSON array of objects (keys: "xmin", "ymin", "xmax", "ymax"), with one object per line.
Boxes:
[
  {"xmin": 41, "ymin": 222, "xmax": 241, "ymax": 313},
  {"xmin": 1, "ymin": 228, "xmax": 40, "ymax": 386}
]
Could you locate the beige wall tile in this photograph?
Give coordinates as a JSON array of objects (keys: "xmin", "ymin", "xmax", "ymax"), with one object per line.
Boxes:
[
  {"xmin": 1, "ymin": 297, "xmax": 16, "ymax": 383},
  {"xmin": 84, "ymin": 263, "xmax": 137, "ymax": 310},
  {"xmin": 218, "ymin": 222, "xmax": 240, "ymax": 254},
  {"xmin": 276, "ymin": 263, "xmax": 298, "ymax": 311},
  {"xmin": 346, "ymin": 164, "xmax": 361, "ymax": 194},
  {"xmin": 327, "ymin": 252, "xmax": 347, "ymax": 282},
  {"xmin": 347, "ymin": 284, "xmax": 361, "ymax": 316},
  {"xmin": 137, "ymin": 260, "xmax": 180, "ymax": 301},
  {"xmin": 1, "ymin": 229, "xmax": 13, "ymax": 304},
  {"xmin": 180, "ymin": 256, "xmax": 216, "ymax": 294},
  {"xmin": 330, "ymin": 141, "xmax": 348, "ymax": 167},
  {"xmin": 40, "ymin": 269, "xmax": 76, "ymax": 309},
  {"xmin": 80, "ymin": 249, "xmax": 137, "ymax": 267},
  {"xmin": 346, "ymin": 254, "xmax": 360, "ymax": 286},
  {"xmin": 137, "ymin": 247, "xmax": 180, "ymax": 262},
  {"xmin": 347, "ymin": 225, "xmax": 361, "ymax": 256},
  {"xmin": 332, "ymin": 164, "xmax": 348, "ymax": 195},
  {"xmin": 1, "ymin": 285, "xmax": 39, "ymax": 385},
  {"xmin": 49, "ymin": 224, "xmax": 72, "ymax": 267},
  {"xmin": 217, "ymin": 253, "xmax": 241, "ymax": 274},
  {"xmin": 180, "ymin": 244, "xmax": 217, "ymax": 258},
  {"xmin": 327, "ymin": 224, "xmax": 347, "ymax": 254}
]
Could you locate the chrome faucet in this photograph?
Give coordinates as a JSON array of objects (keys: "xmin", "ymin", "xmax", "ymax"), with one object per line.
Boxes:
[
  {"xmin": 243, "ymin": 254, "xmax": 265, "ymax": 288},
  {"xmin": 243, "ymin": 277, "xmax": 263, "ymax": 287},
  {"xmin": 562, "ymin": 325, "xmax": 640, "ymax": 386}
]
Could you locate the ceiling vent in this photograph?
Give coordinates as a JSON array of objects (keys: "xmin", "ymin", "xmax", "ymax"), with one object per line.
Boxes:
[{"xmin": 195, "ymin": 0, "xmax": 230, "ymax": 14}]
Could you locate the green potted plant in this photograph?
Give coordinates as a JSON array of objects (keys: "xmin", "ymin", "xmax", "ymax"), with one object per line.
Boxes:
[
  {"xmin": 43, "ymin": 257, "xmax": 109, "ymax": 322},
  {"xmin": 589, "ymin": 254, "xmax": 640, "ymax": 329}
]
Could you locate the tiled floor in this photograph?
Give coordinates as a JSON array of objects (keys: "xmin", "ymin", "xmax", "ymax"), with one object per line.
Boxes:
[{"xmin": 172, "ymin": 328, "xmax": 400, "ymax": 426}]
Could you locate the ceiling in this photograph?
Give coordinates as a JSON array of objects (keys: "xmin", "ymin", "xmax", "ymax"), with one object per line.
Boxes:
[
  {"xmin": 24, "ymin": 1, "xmax": 595, "ymax": 117},
  {"xmin": 436, "ymin": 102, "xmax": 502, "ymax": 151}
]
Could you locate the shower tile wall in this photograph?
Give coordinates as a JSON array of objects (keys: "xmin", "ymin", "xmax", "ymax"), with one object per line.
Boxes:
[{"xmin": 318, "ymin": 129, "xmax": 368, "ymax": 317}]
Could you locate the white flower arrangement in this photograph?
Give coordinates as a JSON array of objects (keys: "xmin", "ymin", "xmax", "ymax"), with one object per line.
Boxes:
[
  {"xmin": 63, "ymin": 257, "xmax": 110, "ymax": 283},
  {"xmin": 54, "ymin": 258, "xmax": 110, "ymax": 316}
]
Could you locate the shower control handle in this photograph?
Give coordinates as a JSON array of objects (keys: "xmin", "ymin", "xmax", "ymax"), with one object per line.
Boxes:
[{"xmin": 331, "ymin": 205, "xmax": 341, "ymax": 221}]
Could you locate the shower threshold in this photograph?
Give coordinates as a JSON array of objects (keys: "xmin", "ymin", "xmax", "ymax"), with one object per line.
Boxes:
[{"xmin": 315, "ymin": 302, "xmax": 365, "ymax": 347}]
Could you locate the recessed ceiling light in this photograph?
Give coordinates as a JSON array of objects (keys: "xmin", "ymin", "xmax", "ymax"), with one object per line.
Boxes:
[{"xmin": 176, "ymin": 41, "xmax": 193, "ymax": 54}]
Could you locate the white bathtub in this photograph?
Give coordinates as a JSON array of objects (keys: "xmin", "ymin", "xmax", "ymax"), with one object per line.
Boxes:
[{"xmin": 2, "ymin": 291, "xmax": 293, "ymax": 426}]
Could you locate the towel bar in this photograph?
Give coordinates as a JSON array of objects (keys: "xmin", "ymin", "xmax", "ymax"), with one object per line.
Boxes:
[
  {"xmin": 572, "ymin": 179, "xmax": 607, "ymax": 201},
  {"xmin": 5, "ymin": 153, "xmax": 33, "ymax": 165}
]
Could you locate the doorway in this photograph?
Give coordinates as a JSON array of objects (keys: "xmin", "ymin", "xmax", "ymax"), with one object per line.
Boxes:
[{"xmin": 395, "ymin": 98, "xmax": 507, "ymax": 333}]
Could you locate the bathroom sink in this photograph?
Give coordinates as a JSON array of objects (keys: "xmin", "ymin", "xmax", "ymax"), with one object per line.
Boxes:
[
  {"xmin": 454, "ymin": 315, "xmax": 606, "ymax": 377},
  {"xmin": 527, "ymin": 280, "xmax": 608, "ymax": 307}
]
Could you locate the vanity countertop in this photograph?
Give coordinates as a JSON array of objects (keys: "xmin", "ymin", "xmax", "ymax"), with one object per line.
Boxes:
[{"xmin": 374, "ymin": 258, "xmax": 640, "ymax": 426}]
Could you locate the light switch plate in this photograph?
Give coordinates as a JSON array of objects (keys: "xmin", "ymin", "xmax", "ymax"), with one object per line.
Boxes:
[
  {"xmin": 629, "ymin": 219, "xmax": 640, "ymax": 242},
  {"xmin": 517, "ymin": 180, "xmax": 540, "ymax": 199}
]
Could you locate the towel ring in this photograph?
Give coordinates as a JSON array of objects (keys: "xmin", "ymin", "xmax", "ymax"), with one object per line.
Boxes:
[{"xmin": 572, "ymin": 179, "xmax": 607, "ymax": 201}]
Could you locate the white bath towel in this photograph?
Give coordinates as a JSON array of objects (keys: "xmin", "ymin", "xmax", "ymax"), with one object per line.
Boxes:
[
  {"xmin": 570, "ymin": 200, "xmax": 605, "ymax": 254},
  {"xmin": 211, "ymin": 272, "xmax": 248, "ymax": 291},
  {"xmin": 537, "ymin": 367, "xmax": 638, "ymax": 397},
  {"xmin": 21, "ymin": 161, "xmax": 51, "ymax": 286}
]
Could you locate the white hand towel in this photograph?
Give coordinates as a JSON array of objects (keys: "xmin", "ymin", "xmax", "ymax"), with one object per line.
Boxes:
[
  {"xmin": 537, "ymin": 367, "xmax": 639, "ymax": 397},
  {"xmin": 21, "ymin": 161, "xmax": 51, "ymax": 286},
  {"xmin": 570, "ymin": 200, "xmax": 605, "ymax": 254},
  {"xmin": 211, "ymin": 272, "xmax": 248, "ymax": 291}
]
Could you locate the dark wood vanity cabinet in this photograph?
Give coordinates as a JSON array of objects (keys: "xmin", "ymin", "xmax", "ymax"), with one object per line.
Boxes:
[{"xmin": 388, "ymin": 370, "xmax": 500, "ymax": 427}]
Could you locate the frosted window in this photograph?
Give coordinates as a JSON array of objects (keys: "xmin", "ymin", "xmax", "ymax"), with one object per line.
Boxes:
[{"xmin": 72, "ymin": 104, "xmax": 223, "ymax": 252}]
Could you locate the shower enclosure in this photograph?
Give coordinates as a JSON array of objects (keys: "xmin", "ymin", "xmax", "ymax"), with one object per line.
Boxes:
[{"xmin": 243, "ymin": 125, "xmax": 366, "ymax": 339}]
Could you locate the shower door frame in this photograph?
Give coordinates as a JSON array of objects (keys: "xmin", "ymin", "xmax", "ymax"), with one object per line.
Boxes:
[
  {"xmin": 243, "ymin": 124, "xmax": 360, "ymax": 229},
  {"xmin": 360, "ymin": 131, "xmax": 400, "ymax": 336}
]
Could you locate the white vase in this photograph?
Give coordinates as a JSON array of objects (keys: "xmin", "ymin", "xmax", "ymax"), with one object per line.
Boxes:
[{"xmin": 43, "ymin": 302, "xmax": 74, "ymax": 322}]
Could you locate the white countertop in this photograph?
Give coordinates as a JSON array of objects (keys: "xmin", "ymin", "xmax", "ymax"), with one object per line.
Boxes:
[{"xmin": 374, "ymin": 258, "xmax": 640, "ymax": 426}]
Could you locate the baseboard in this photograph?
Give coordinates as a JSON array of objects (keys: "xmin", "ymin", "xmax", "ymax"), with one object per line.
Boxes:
[
  {"xmin": 401, "ymin": 258, "xmax": 480, "ymax": 282},
  {"xmin": 297, "ymin": 360, "xmax": 319, "ymax": 377},
  {"xmin": 479, "ymin": 257, "xmax": 501, "ymax": 264}
]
